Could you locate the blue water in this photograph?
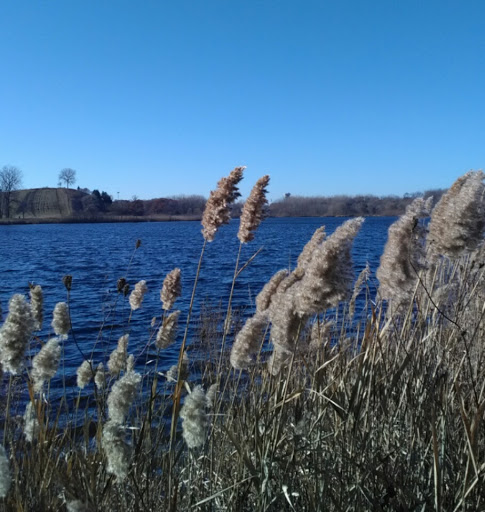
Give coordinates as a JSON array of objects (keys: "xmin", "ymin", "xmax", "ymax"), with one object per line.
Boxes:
[{"xmin": 0, "ymin": 217, "xmax": 394, "ymax": 396}]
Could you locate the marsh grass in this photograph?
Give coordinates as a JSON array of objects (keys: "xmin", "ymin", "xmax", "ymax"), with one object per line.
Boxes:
[{"xmin": 1, "ymin": 170, "xmax": 485, "ymax": 511}]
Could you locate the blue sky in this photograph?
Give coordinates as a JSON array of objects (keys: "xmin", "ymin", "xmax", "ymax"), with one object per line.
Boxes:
[{"xmin": 1, "ymin": 1, "xmax": 484, "ymax": 201}]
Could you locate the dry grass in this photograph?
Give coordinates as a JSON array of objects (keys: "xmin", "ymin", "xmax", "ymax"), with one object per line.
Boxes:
[{"xmin": 1, "ymin": 171, "xmax": 485, "ymax": 511}]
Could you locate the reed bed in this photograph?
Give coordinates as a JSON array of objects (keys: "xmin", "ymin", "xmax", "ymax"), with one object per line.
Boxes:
[{"xmin": 1, "ymin": 169, "xmax": 485, "ymax": 511}]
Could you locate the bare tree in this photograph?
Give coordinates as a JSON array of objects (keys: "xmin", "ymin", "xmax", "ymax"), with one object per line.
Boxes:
[
  {"xmin": 0, "ymin": 165, "xmax": 23, "ymax": 218},
  {"xmin": 58, "ymin": 168, "xmax": 77, "ymax": 188}
]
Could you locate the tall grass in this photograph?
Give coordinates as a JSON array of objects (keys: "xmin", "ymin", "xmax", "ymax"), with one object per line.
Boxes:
[{"xmin": 1, "ymin": 170, "xmax": 485, "ymax": 511}]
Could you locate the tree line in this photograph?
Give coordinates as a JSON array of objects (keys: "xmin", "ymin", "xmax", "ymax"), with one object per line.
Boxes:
[
  {"xmin": 268, "ymin": 190, "xmax": 445, "ymax": 217},
  {"xmin": 0, "ymin": 163, "xmax": 447, "ymax": 219}
]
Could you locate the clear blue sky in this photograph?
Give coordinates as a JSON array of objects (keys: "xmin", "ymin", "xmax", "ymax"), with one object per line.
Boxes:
[{"xmin": 1, "ymin": 1, "xmax": 484, "ymax": 201}]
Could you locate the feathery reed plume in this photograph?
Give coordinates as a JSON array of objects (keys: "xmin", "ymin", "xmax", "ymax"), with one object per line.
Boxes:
[
  {"xmin": 267, "ymin": 346, "xmax": 293, "ymax": 376},
  {"xmin": 166, "ymin": 352, "xmax": 189, "ymax": 382},
  {"xmin": 126, "ymin": 354, "xmax": 135, "ymax": 372},
  {"xmin": 238, "ymin": 174, "xmax": 270, "ymax": 243},
  {"xmin": 377, "ymin": 198, "xmax": 431, "ymax": 306},
  {"xmin": 94, "ymin": 362, "xmax": 106, "ymax": 390},
  {"xmin": 23, "ymin": 402, "xmax": 39, "ymax": 443},
  {"xmin": 297, "ymin": 226, "xmax": 326, "ymax": 270},
  {"xmin": 255, "ymin": 269, "xmax": 288, "ymax": 313},
  {"xmin": 29, "ymin": 284, "xmax": 43, "ymax": 331},
  {"xmin": 349, "ymin": 263, "xmax": 370, "ymax": 318},
  {"xmin": 295, "ymin": 218, "xmax": 364, "ymax": 316},
  {"xmin": 180, "ymin": 385, "xmax": 209, "ymax": 449},
  {"xmin": 269, "ymin": 293, "xmax": 302, "ymax": 353},
  {"xmin": 108, "ymin": 334, "xmax": 129, "ymax": 376},
  {"xmin": 107, "ymin": 370, "xmax": 141, "ymax": 424},
  {"xmin": 155, "ymin": 310, "xmax": 180, "ymax": 349},
  {"xmin": 102, "ymin": 420, "xmax": 131, "ymax": 480},
  {"xmin": 0, "ymin": 444, "xmax": 11, "ymax": 498},
  {"xmin": 230, "ymin": 312, "xmax": 267, "ymax": 369},
  {"xmin": 129, "ymin": 280, "xmax": 148, "ymax": 310},
  {"xmin": 161, "ymin": 268, "xmax": 182, "ymax": 310},
  {"xmin": 32, "ymin": 337, "xmax": 62, "ymax": 392},
  {"xmin": 77, "ymin": 360, "xmax": 93, "ymax": 389},
  {"xmin": 427, "ymin": 170, "xmax": 485, "ymax": 259},
  {"xmin": 206, "ymin": 383, "xmax": 218, "ymax": 408},
  {"xmin": 66, "ymin": 500, "xmax": 89, "ymax": 512},
  {"xmin": 0, "ymin": 294, "xmax": 34, "ymax": 374},
  {"xmin": 201, "ymin": 166, "xmax": 245, "ymax": 241},
  {"xmin": 52, "ymin": 302, "xmax": 70, "ymax": 336}
]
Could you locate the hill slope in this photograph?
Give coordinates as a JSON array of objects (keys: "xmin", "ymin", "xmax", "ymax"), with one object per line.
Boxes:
[{"xmin": 9, "ymin": 188, "xmax": 89, "ymax": 219}]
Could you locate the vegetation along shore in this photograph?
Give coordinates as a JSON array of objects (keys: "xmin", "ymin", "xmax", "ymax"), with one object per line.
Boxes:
[
  {"xmin": 0, "ymin": 167, "xmax": 485, "ymax": 510},
  {"xmin": 0, "ymin": 165, "xmax": 447, "ymax": 224}
]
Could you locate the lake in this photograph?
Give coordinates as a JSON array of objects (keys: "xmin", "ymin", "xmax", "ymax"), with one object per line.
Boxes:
[{"xmin": 0, "ymin": 216, "xmax": 394, "ymax": 394}]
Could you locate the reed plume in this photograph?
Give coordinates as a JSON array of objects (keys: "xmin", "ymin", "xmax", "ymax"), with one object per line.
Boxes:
[
  {"xmin": 180, "ymin": 385, "xmax": 209, "ymax": 449},
  {"xmin": 102, "ymin": 420, "xmax": 131, "ymax": 480},
  {"xmin": 76, "ymin": 360, "xmax": 93, "ymax": 389},
  {"xmin": 166, "ymin": 352, "xmax": 189, "ymax": 382},
  {"xmin": 29, "ymin": 284, "xmax": 43, "ymax": 331},
  {"xmin": 129, "ymin": 280, "xmax": 148, "ymax": 310},
  {"xmin": 427, "ymin": 170, "xmax": 485, "ymax": 259},
  {"xmin": 32, "ymin": 337, "xmax": 62, "ymax": 392},
  {"xmin": 201, "ymin": 166, "xmax": 245, "ymax": 241},
  {"xmin": 161, "ymin": 268, "xmax": 182, "ymax": 310},
  {"xmin": 206, "ymin": 383, "xmax": 218, "ymax": 408},
  {"xmin": 52, "ymin": 302, "xmax": 70, "ymax": 336},
  {"xmin": 0, "ymin": 294, "xmax": 34, "ymax": 374},
  {"xmin": 295, "ymin": 218, "xmax": 364, "ymax": 316},
  {"xmin": 107, "ymin": 370, "xmax": 141, "ymax": 424},
  {"xmin": 0, "ymin": 444, "xmax": 11, "ymax": 498},
  {"xmin": 23, "ymin": 402, "xmax": 39, "ymax": 443},
  {"xmin": 155, "ymin": 310, "xmax": 180, "ymax": 349},
  {"xmin": 108, "ymin": 334, "xmax": 129, "ymax": 376},
  {"xmin": 255, "ymin": 270, "xmax": 288, "ymax": 313},
  {"xmin": 237, "ymin": 175, "xmax": 270, "ymax": 243},
  {"xmin": 267, "ymin": 345, "xmax": 293, "ymax": 376},
  {"xmin": 230, "ymin": 312, "xmax": 267, "ymax": 369},
  {"xmin": 94, "ymin": 362, "xmax": 106, "ymax": 390},
  {"xmin": 377, "ymin": 197, "xmax": 431, "ymax": 306},
  {"xmin": 268, "ymin": 293, "xmax": 302, "ymax": 353},
  {"xmin": 297, "ymin": 226, "xmax": 326, "ymax": 270},
  {"xmin": 349, "ymin": 263, "xmax": 370, "ymax": 318}
]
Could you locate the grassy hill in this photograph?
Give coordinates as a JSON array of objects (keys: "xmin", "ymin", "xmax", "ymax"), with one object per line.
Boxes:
[{"xmin": 7, "ymin": 187, "xmax": 89, "ymax": 219}]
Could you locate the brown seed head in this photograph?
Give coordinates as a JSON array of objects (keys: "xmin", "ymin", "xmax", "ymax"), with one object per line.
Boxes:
[
  {"xmin": 117, "ymin": 277, "xmax": 127, "ymax": 293},
  {"xmin": 237, "ymin": 175, "xmax": 270, "ymax": 243},
  {"xmin": 201, "ymin": 166, "xmax": 245, "ymax": 242},
  {"xmin": 62, "ymin": 275, "xmax": 72, "ymax": 292},
  {"xmin": 161, "ymin": 268, "xmax": 182, "ymax": 310}
]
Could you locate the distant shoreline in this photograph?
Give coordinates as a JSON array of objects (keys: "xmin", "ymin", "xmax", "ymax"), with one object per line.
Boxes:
[
  {"xmin": 0, "ymin": 214, "xmax": 202, "ymax": 225},
  {"xmin": 0, "ymin": 213, "xmax": 394, "ymax": 226}
]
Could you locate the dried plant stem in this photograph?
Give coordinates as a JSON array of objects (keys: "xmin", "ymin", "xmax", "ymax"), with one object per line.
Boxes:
[
  {"xmin": 168, "ymin": 239, "xmax": 207, "ymax": 495},
  {"xmin": 3, "ymin": 375, "xmax": 13, "ymax": 446},
  {"xmin": 218, "ymin": 242, "xmax": 243, "ymax": 371}
]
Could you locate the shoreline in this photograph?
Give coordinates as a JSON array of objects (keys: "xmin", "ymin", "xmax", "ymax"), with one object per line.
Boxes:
[{"xmin": 0, "ymin": 213, "xmax": 394, "ymax": 226}]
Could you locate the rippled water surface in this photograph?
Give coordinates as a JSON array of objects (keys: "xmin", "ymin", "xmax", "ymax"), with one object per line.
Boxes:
[{"xmin": 0, "ymin": 217, "xmax": 394, "ymax": 393}]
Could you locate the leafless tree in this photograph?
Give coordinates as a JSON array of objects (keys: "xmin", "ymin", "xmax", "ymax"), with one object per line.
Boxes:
[
  {"xmin": 58, "ymin": 168, "xmax": 77, "ymax": 188},
  {"xmin": 0, "ymin": 165, "xmax": 23, "ymax": 218}
]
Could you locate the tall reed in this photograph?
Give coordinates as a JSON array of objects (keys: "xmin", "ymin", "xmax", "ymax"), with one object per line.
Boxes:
[{"xmin": 0, "ymin": 170, "xmax": 484, "ymax": 511}]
